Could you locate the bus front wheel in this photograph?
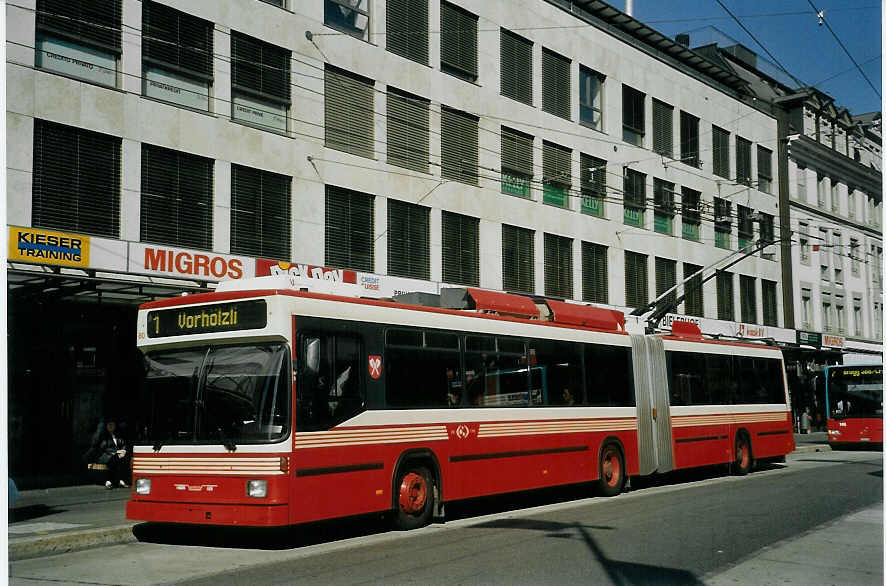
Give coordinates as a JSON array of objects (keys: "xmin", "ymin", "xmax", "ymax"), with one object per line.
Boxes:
[
  {"xmin": 598, "ymin": 443, "xmax": 625, "ymax": 497},
  {"xmin": 394, "ymin": 466, "xmax": 435, "ymax": 530}
]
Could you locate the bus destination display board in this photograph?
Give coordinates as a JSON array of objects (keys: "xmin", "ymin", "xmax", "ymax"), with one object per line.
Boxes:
[{"xmin": 147, "ymin": 300, "xmax": 267, "ymax": 338}]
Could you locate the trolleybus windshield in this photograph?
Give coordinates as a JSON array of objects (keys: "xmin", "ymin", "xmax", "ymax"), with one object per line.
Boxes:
[
  {"xmin": 143, "ymin": 343, "xmax": 291, "ymax": 447},
  {"xmin": 827, "ymin": 366, "xmax": 883, "ymax": 420}
]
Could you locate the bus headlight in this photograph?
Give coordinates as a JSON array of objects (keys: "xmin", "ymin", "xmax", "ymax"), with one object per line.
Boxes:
[
  {"xmin": 135, "ymin": 478, "xmax": 151, "ymax": 495},
  {"xmin": 247, "ymin": 479, "xmax": 267, "ymax": 498}
]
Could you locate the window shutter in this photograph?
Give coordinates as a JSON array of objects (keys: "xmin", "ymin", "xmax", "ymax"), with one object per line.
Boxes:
[
  {"xmin": 143, "ymin": 1, "xmax": 213, "ymax": 77},
  {"xmin": 231, "ymin": 33, "xmax": 290, "ymax": 104},
  {"xmin": 624, "ymin": 251, "xmax": 648, "ymax": 309},
  {"xmin": 622, "ymin": 86, "xmax": 644, "ymax": 134},
  {"xmin": 736, "ymin": 136, "xmax": 752, "ymax": 185},
  {"xmin": 740, "ymin": 275, "xmax": 757, "ymax": 324},
  {"xmin": 712, "ymin": 126, "xmax": 730, "ymax": 179},
  {"xmin": 442, "ymin": 211, "xmax": 479, "ymax": 286},
  {"xmin": 387, "ymin": 88, "xmax": 429, "ymax": 173},
  {"xmin": 501, "ymin": 127, "xmax": 533, "ymax": 178},
  {"xmin": 387, "ymin": 199, "xmax": 430, "ymax": 280},
  {"xmin": 680, "ymin": 111, "xmax": 699, "ymax": 166},
  {"xmin": 37, "ymin": 0, "xmax": 121, "ymax": 51},
  {"xmin": 683, "ymin": 262, "xmax": 704, "ymax": 317},
  {"xmin": 440, "ymin": 2, "xmax": 477, "ymax": 80},
  {"xmin": 681, "ymin": 187, "xmax": 701, "ymax": 224},
  {"xmin": 655, "ymin": 257, "xmax": 677, "ymax": 311},
  {"xmin": 231, "ymin": 164, "xmax": 291, "ymax": 260},
  {"xmin": 500, "ymin": 29, "xmax": 532, "ymax": 105},
  {"xmin": 141, "ymin": 144, "xmax": 213, "ymax": 250},
  {"xmin": 542, "ymin": 48, "xmax": 570, "ymax": 120},
  {"xmin": 325, "ymin": 185, "xmax": 374, "ymax": 271},
  {"xmin": 716, "ymin": 270, "xmax": 734, "ymax": 321},
  {"xmin": 544, "ymin": 233, "xmax": 573, "ymax": 298},
  {"xmin": 762, "ymin": 280, "xmax": 778, "ymax": 326},
  {"xmin": 386, "ymin": 0, "xmax": 428, "ymax": 65},
  {"xmin": 543, "ymin": 141, "xmax": 571, "ymax": 187},
  {"xmin": 581, "ymin": 241, "xmax": 608, "ymax": 303},
  {"xmin": 441, "ymin": 106, "xmax": 478, "ymax": 184},
  {"xmin": 32, "ymin": 119, "xmax": 121, "ymax": 237},
  {"xmin": 624, "ymin": 169, "xmax": 645, "ymax": 209},
  {"xmin": 652, "ymin": 99, "xmax": 673, "ymax": 157},
  {"xmin": 325, "ymin": 66, "xmax": 375, "ymax": 158},
  {"xmin": 502, "ymin": 224, "xmax": 534, "ymax": 293}
]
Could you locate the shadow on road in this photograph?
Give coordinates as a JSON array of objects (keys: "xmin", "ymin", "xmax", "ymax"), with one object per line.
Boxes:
[{"xmin": 9, "ymin": 504, "xmax": 65, "ymax": 523}]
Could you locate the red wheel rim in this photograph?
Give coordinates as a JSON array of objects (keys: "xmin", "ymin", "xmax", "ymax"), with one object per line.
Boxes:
[
  {"xmin": 737, "ymin": 440, "xmax": 749, "ymax": 469},
  {"xmin": 602, "ymin": 448, "xmax": 621, "ymax": 487},
  {"xmin": 398, "ymin": 472, "xmax": 428, "ymax": 514}
]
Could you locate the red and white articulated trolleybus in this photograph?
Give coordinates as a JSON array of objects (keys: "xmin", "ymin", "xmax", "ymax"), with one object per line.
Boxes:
[
  {"xmin": 126, "ymin": 276, "xmax": 794, "ymax": 529},
  {"xmin": 825, "ymin": 364, "xmax": 883, "ymax": 448}
]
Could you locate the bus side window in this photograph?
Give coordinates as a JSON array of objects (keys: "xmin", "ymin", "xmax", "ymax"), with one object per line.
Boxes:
[{"xmin": 297, "ymin": 332, "xmax": 365, "ymax": 431}]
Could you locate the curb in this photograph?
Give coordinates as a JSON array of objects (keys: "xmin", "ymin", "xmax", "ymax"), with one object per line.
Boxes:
[
  {"xmin": 9, "ymin": 524, "xmax": 137, "ymax": 561},
  {"xmin": 792, "ymin": 444, "xmax": 832, "ymax": 454}
]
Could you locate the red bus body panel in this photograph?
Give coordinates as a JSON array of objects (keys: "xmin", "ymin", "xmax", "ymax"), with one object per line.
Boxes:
[{"xmin": 828, "ymin": 417, "xmax": 884, "ymax": 446}]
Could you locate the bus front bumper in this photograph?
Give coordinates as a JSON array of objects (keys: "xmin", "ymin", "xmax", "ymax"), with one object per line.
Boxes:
[{"xmin": 126, "ymin": 499, "xmax": 289, "ymax": 526}]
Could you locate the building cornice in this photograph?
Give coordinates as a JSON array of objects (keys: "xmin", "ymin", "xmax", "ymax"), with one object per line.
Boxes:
[
  {"xmin": 789, "ymin": 199, "xmax": 883, "ymax": 241},
  {"xmin": 788, "ymin": 135, "xmax": 882, "ymax": 200}
]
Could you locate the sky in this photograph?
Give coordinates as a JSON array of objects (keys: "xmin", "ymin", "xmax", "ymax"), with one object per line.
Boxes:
[{"xmin": 631, "ymin": 0, "xmax": 882, "ymax": 116}]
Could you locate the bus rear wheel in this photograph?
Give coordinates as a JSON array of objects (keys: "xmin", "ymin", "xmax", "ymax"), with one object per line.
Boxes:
[
  {"xmin": 598, "ymin": 443, "xmax": 625, "ymax": 497},
  {"xmin": 733, "ymin": 433, "xmax": 753, "ymax": 476},
  {"xmin": 394, "ymin": 466, "xmax": 435, "ymax": 530}
]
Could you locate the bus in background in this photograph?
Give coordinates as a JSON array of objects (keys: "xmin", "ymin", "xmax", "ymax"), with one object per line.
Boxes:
[
  {"xmin": 126, "ymin": 276, "xmax": 794, "ymax": 530},
  {"xmin": 825, "ymin": 364, "xmax": 883, "ymax": 448}
]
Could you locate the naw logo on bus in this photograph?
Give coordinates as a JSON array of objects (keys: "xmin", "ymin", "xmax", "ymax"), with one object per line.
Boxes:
[{"xmin": 256, "ymin": 259, "xmax": 357, "ymax": 283}]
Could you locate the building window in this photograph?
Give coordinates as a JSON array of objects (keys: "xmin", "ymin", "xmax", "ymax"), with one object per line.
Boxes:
[
  {"xmin": 831, "ymin": 179, "xmax": 840, "ymax": 213},
  {"xmin": 231, "ymin": 165, "xmax": 290, "ymax": 260},
  {"xmin": 441, "ymin": 106, "xmax": 479, "ymax": 185},
  {"xmin": 801, "ymin": 288, "xmax": 812, "ymax": 328},
  {"xmin": 579, "ymin": 66, "xmax": 604, "ymax": 130},
  {"xmin": 325, "ymin": 65, "xmax": 374, "ymax": 158},
  {"xmin": 853, "ymin": 298, "xmax": 863, "ymax": 337},
  {"xmin": 543, "ymin": 141, "xmax": 571, "ymax": 208},
  {"xmin": 848, "ymin": 189, "xmax": 856, "ymax": 219},
  {"xmin": 33, "ymin": 119, "xmax": 120, "ymax": 237},
  {"xmin": 625, "ymin": 251, "xmax": 648, "ymax": 309},
  {"xmin": 737, "ymin": 205, "xmax": 753, "ymax": 250},
  {"xmin": 817, "ymin": 174, "xmax": 827, "ymax": 207},
  {"xmin": 850, "ymin": 238, "xmax": 860, "ymax": 276},
  {"xmin": 712, "ymin": 126, "xmax": 730, "ymax": 179},
  {"xmin": 795, "ymin": 165, "xmax": 807, "ymax": 201},
  {"xmin": 580, "ymin": 153, "xmax": 606, "ymax": 217},
  {"xmin": 501, "ymin": 127, "xmax": 533, "ymax": 198},
  {"xmin": 142, "ymin": 1, "xmax": 213, "ymax": 110},
  {"xmin": 36, "ymin": 0, "xmax": 121, "ymax": 87},
  {"xmin": 740, "ymin": 275, "xmax": 757, "ymax": 324},
  {"xmin": 500, "ymin": 29, "xmax": 532, "ymax": 106},
  {"xmin": 387, "ymin": 88, "xmax": 430, "ymax": 173},
  {"xmin": 623, "ymin": 169, "xmax": 646, "ymax": 227},
  {"xmin": 324, "ymin": 0, "xmax": 369, "ymax": 41},
  {"xmin": 655, "ymin": 257, "xmax": 677, "ymax": 313},
  {"xmin": 544, "ymin": 233, "xmax": 573, "ymax": 298},
  {"xmin": 762, "ymin": 279, "xmax": 778, "ymax": 327},
  {"xmin": 714, "ymin": 197, "xmax": 731, "ymax": 249},
  {"xmin": 735, "ymin": 136, "xmax": 752, "ymax": 186},
  {"xmin": 231, "ymin": 33, "xmax": 290, "ymax": 133},
  {"xmin": 387, "ymin": 199, "xmax": 430, "ymax": 280},
  {"xmin": 799, "ymin": 223, "xmax": 810, "ymax": 264},
  {"xmin": 680, "ymin": 111, "xmax": 700, "ymax": 167},
  {"xmin": 325, "ymin": 185, "xmax": 374, "ymax": 272},
  {"xmin": 141, "ymin": 144, "xmax": 212, "ymax": 249},
  {"xmin": 542, "ymin": 48, "xmax": 571, "ymax": 120},
  {"xmin": 683, "ymin": 263, "xmax": 704, "ymax": 317},
  {"xmin": 653, "ymin": 179, "xmax": 675, "ymax": 235},
  {"xmin": 582, "ymin": 241, "xmax": 608, "ymax": 303},
  {"xmin": 757, "ymin": 146, "xmax": 772, "ymax": 193},
  {"xmin": 441, "ymin": 211, "xmax": 479, "ymax": 286},
  {"xmin": 681, "ymin": 187, "xmax": 701, "ymax": 241},
  {"xmin": 759, "ymin": 213, "xmax": 774, "ymax": 258},
  {"xmin": 386, "ymin": 0, "xmax": 428, "ymax": 64},
  {"xmin": 822, "ymin": 299, "xmax": 832, "ymax": 333},
  {"xmin": 502, "ymin": 224, "xmax": 535, "ymax": 294},
  {"xmin": 716, "ymin": 270, "xmax": 734, "ymax": 321},
  {"xmin": 440, "ymin": 1, "xmax": 477, "ymax": 81},
  {"xmin": 652, "ymin": 99, "xmax": 673, "ymax": 157},
  {"xmin": 622, "ymin": 85, "xmax": 645, "ymax": 146},
  {"xmin": 836, "ymin": 298, "xmax": 846, "ymax": 334}
]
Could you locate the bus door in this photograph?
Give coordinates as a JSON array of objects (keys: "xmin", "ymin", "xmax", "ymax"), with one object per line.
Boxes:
[{"xmin": 630, "ymin": 334, "xmax": 674, "ymax": 475}]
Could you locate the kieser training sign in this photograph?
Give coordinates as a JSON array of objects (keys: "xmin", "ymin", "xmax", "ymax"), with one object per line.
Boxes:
[
  {"xmin": 129, "ymin": 243, "xmax": 254, "ymax": 281},
  {"xmin": 9, "ymin": 226, "xmax": 90, "ymax": 267}
]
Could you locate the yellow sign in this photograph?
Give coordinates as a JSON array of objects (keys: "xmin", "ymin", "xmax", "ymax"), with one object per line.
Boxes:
[{"xmin": 8, "ymin": 226, "xmax": 90, "ymax": 267}]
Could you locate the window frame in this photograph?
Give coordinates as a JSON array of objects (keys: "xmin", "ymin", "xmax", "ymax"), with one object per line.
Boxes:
[{"xmin": 579, "ymin": 66, "xmax": 604, "ymax": 131}]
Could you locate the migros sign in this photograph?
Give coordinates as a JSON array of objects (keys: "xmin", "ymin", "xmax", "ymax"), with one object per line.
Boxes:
[{"xmin": 129, "ymin": 244, "xmax": 254, "ymax": 281}]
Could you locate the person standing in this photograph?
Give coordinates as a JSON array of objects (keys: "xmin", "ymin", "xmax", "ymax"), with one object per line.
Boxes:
[{"xmin": 86, "ymin": 420, "xmax": 129, "ymax": 489}]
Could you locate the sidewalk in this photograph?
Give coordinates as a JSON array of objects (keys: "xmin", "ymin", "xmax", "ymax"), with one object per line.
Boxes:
[{"xmin": 6, "ymin": 433, "xmax": 835, "ymax": 562}]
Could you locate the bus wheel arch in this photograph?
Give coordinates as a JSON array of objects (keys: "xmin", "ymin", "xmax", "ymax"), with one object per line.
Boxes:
[
  {"xmin": 733, "ymin": 429, "xmax": 753, "ymax": 476},
  {"xmin": 596, "ymin": 438, "xmax": 626, "ymax": 497},
  {"xmin": 391, "ymin": 449, "xmax": 441, "ymax": 530}
]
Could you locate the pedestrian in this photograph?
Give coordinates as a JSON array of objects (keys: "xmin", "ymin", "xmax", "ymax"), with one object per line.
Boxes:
[{"xmin": 85, "ymin": 419, "xmax": 130, "ymax": 489}]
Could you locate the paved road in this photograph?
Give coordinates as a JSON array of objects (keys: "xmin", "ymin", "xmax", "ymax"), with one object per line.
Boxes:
[{"xmin": 9, "ymin": 450, "xmax": 882, "ymax": 585}]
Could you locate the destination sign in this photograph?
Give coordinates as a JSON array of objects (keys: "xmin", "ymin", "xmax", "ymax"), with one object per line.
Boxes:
[
  {"xmin": 829, "ymin": 366, "xmax": 882, "ymax": 381},
  {"xmin": 147, "ymin": 300, "xmax": 267, "ymax": 338}
]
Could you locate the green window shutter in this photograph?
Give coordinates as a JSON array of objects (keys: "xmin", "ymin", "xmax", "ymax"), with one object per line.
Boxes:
[
  {"xmin": 441, "ymin": 106, "xmax": 478, "ymax": 185},
  {"xmin": 501, "ymin": 126, "xmax": 533, "ymax": 197},
  {"xmin": 716, "ymin": 270, "xmax": 734, "ymax": 321},
  {"xmin": 762, "ymin": 279, "xmax": 778, "ymax": 326},
  {"xmin": 653, "ymin": 178, "xmax": 675, "ymax": 235},
  {"xmin": 681, "ymin": 187, "xmax": 701, "ymax": 241},
  {"xmin": 543, "ymin": 141, "xmax": 571, "ymax": 207},
  {"xmin": 442, "ymin": 210, "xmax": 479, "ymax": 286},
  {"xmin": 325, "ymin": 65, "xmax": 375, "ymax": 158},
  {"xmin": 542, "ymin": 48, "xmax": 570, "ymax": 120},
  {"xmin": 387, "ymin": 88, "xmax": 429, "ymax": 173},
  {"xmin": 625, "ymin": 251, "xmax": 648, "ymax": 309},
  {"xmin": 736, "ymin": 136, "xmax": 752, "ymax": 185},
  {"xmin": 502, "ymin": 224, "xmax": 534, "ymax": 293},
  {"xmin": 37, "ymin": 0, "xmax": 122, "ymax": 52},
  {"xmin": 386, "ymin": 0, "xmax": 428, "ymax": 64},
  {"xmin": 712, "ymin": 126, "xmax": 730, "ymax": 179},
  {"xmin": 387, "ymin": 199, "xmax": 430, "ymax": 280},
  {"xmin": 141, "ymin": 144, "xmax": 213, "ymax": 250},
  {"xmin": 33, "ymin": 119, "xmax": 121, "ymax": 238},
  {"xmin": 623, "ymin": 169, "xmax": 646, "ymax": 226},
  {"xmin": 440, "ymin": 1, "xmax": 477, "ymax": 81},
  {"xmin": 325, "ymin": 185, "xmax": 374, "ymax": 272},
  {"xmin": 544, "ymin": 233, "xmax": 573, "ymax": 298},
  {"xmin": 230, "ymin": 164, "xmax": 291, "ymax": 260},
  {"xmin": 740, "ymin": 275, "xmax": 757, "ymax": 324},
  {"xmin": 714, "ymin": 197, "xmax": 731, "ymax": 249},
  {"xmin": 143, "ymin": 1, "xmax": 212, "ymax": 77},
  {"xmin": 582, "ymin": 241, "xmax": 608, "ymax": 303},
  {"xmin": 231, "ymin": 32, "xmax": 290, "ymax": 104},
  {"xmin": 500, "ymin": 29, "xmax": 532, "ymax": 106},
  {"xmin": 683, "ymin": 263, "xmax": 704, "ymax": 317},
  {"xmin": 580, "ymin": 153, "xmax": 606, "ymax": 216},
  {"xmin": 652, "ymin": 99, "xmax": 673, "ymax": 157},
  {"xmin": 655, "ymin": 257, "xmax": 677, "ymax": 311}
]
